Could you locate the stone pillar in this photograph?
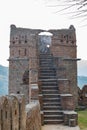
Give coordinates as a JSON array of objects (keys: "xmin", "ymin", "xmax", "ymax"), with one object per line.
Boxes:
[
  {"xmin": 17, "ymin": 94, "xmax": 26, "ymax": 130},
  {"xmin": 1, "ymin": 96, "xmax": 11, "ymax": 130},
  {"xmin": 39, "ymin": 94, "xmax": 43, "ymax": 111},
  {"xmin": 29, "ymin": 69, "xmax": 38, "ymax": 102},
  {"xmin": 38, "ymin": 81, "xmax": 42, "ymax": 94},
  {"xmin": 31, "ymin": 84, "xmax": 39, "ymax": 101},
  {"xmin": 41, "ymin": 111, "xmax": 44, "ymax": 125},
  {"xmin": 39, "ymin": 94, "xmax": 44, "ymax": 125},
  {"xmin": 63, "ymin": 111, "xmax": 78, "ymax": 126},
  {"xmin": 61, "ymin": 94, "xmax": 75, "ymax": 110},
  {"xmin": 8, "ymin": 95, "xmax": 19, "ymax": 130},
  {"xmin": 29, "ymin": 58, "xmax": 38, "ymax": 84},
  {"xmin": 26, "ymin": 102, "xmax": 41, "ymax": 130}
]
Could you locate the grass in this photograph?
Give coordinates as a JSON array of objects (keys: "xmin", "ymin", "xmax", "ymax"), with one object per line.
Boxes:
[{"xmin": 77, "ymin": 109, "xmax": 87, "ymax": 130}]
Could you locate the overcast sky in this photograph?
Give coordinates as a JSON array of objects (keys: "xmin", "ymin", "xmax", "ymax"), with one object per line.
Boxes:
[{"xmin": 0, "ymin": 0, "xmax": 87, "ymax": 67}]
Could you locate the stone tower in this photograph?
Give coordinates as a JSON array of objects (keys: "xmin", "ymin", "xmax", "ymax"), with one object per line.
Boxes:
[{"xmin": 9, "ymin": 24, "xmax": 79, "ymax": 105}]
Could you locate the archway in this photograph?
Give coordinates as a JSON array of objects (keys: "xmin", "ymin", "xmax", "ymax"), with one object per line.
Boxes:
[{"xmin": 38, "ymin": 31, "xmax": 53, "ymax": 53}]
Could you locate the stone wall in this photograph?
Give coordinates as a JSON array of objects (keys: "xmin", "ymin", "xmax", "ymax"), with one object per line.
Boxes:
[
  {"xmin": 9, "ymin": 59, "xmax": 29, "ymax": 103},
  {"xmin": 61, "ymin": 94, "xmax": 75, "ymax": 110},
  {"xmin": 9, "ymin": 25, "xmax": 40, "ymax": 103},
  {"xmin": 53, "ymin": 57, "xmax": 78, "ymax": 107},
  {"xmin": 26, "ymin": 102, "xmax": 41, "ymax": 130},
  {"xmin": 9, "ymin": 24, "xmax": 78, "ymax": 106}
]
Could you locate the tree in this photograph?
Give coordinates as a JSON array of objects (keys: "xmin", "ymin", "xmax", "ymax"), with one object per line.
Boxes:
[
  {"xmin": 46, "ymin": 0, "xmax": 87, "ymax": 21},
  {"xmin": 54, "ymin": 0, "xmax": 87, "ymax": 19},
  {"xmin": 60, "ymin": 0, "xmax": 87, "ymax": 18}
]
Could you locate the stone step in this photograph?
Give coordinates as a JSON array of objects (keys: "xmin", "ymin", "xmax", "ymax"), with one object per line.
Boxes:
[
  {"xmin": 39, "ymin": 65, "xmax": 55, "ymax": 68},
  {"xmin": 43, "ymin": 102, "xmax": 61, "ymax": 106},
  {"xmin": 41, "ymin": 83, "xmax": 58, "ymax": 86},
  {"xmin": 43, "ymin": 106, "xmax": 62, "ymax": 110},
  {"xmin": 39, "ymin": 68, "xmax": 56, "ymax": 74},
  {"xmin": 42, "ymin": 90, "xmax": 58, "ymax": 94},
  {"xmin": 39, "ymin": 64, "xmax": 54, "ymax": 67},
  {"xmin": 43, "ymin": 94, "xmax": 60, "ymax": 98},
  {"xmin": 39, "ymin": 72, "xmax": 56, "ymax": 76},
  {"xmin": 41, "ymin": 82, "xmax": 57, "ymax": 86},
  {"xmin": 39, "ymin": 59, "xmax": 53, "ymax": 62},
  {"xmin": 39, "ymin": 57, "xmax": 53, "ymax": 62},
  {"xmin": 39, "ymin": 54, "xmax": 52, "ymax": 56},
  {"xmin": 39, "ymin": 67, "xmax": 56, "ymax": 70},
  {"xmin": 44, "ymin": 110, "xmax": 63, "ymax": 115},
  {"xmin": 39, "ymin": 61, "xmax": 53, "ymax": 64},
  {"xmin": 44, "ymin": 119, "xmax": 63, "ymax": 124},
  {"xmin": 40, "ymin": 60, "xmax": 53, "ymax": 63},
  {"xmin": 39, "ymin": 73, "xmax": 56, "ymax": 76},
  {"xmin": 44, "ymin": 115, "xmax": 63, "ymax": 120},
  {"xmin": 39, "ymin": 53, "xmax": 52, "ymax": 56},
  {"xmin": 39, "ymin": 76, "xmax": 57, "ymax": 79},
  {"xmin": 39, "ymin": 54, "xmax": 52, "ymax": 57},
  {"xmin": 39, "ymin": 53, "xmax": 64, "ymax": 125},
  {"xmin": 43, "ymin": 97, "xmax": 60, "ymax": 102},
  {"xmin": 41, "ymin": 85, "xmax": 58, "ymax": 90},
  {"xmin": 39, "ymin": 79, "xmax": 57, "ymax": 82}
]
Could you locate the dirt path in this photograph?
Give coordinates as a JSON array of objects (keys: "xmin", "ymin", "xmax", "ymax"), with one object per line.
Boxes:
[{"xmin": 42, "ymin": 125, "xmax": 80, "ymax": 130}]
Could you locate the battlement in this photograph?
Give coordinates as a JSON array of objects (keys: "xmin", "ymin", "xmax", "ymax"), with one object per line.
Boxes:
[{"xmin": 10, "ymin": 24, "xmax": 76, "ymax": 47}]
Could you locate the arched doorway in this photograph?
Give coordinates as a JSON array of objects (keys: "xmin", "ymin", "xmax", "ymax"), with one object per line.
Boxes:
[{"xmin": 38, "ymin": 32, "xmax": 53, "ymax": 53}]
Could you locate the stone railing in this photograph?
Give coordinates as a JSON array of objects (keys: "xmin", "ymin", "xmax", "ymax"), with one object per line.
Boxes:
[
  {"xmin": 26, "ymin": 101, "xmax": 41, "ymax": 130},
  {"xmin": 0, "ymin": 94, "xmax": 41, "ymax": 130},
  {"xmin": 0, "ymin": 94, "xmax": 26, "ymax": 130}
]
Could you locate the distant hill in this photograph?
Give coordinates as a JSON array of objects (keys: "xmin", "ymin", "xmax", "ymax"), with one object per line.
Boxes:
[
  {"xmin": 77, "ymin": 76, "xmax": 87, "ymax": 89},
  {"xmin": 0, "ymin": 65, "xmax": 8, "ymax": 95},
  {"xmin": 77, "ymin": 60, "xmax": 87, "ymax": 89}
]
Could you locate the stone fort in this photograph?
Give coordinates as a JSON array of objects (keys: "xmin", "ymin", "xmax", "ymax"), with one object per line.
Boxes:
[{"xmin": 7, "ymin": 24, "xmax": 79, "ymax": 127}]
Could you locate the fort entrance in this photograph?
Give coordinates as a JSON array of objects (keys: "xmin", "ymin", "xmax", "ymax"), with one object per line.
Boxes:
[
  {"xmin": 38, "ymin": 32, "xmax": 53, "ymax": 53},
  {"xmin": 8, "ymin": 24, "xmax": 79, "ymax": 126}
]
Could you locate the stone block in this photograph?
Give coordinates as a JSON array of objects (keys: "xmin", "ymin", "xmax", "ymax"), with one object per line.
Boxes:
[
  {"xmin": 69, "ymin": 119, "xmax": 76, "ymax": 127},
  {"xmin": 58, "ymin": 79, "xmax": 70, "ymax": 94},
  {"xmin": 1, "ymin": 96, "xmax": 11, "ymax": 130},
  {"xmin": 61, "ymin": 94, "xmax": 75, "ymax": 110},
  {"xmin": 63, "ymin": 111, "xmax": 78, "ymax": 126},
  {"xmin": 39, "ymin": 94, "xmax": 43, "ymax": 110},
  {"xmin": 31, "ymin": 84, "xmax": 39, "ymax": 101},
  {"xmin": 26, "ymin": 102, "xmax": 41, "ymax": 130},
  {"xmin": 41, "ymin": 111, "xmax": 44, "ymax": 125}
]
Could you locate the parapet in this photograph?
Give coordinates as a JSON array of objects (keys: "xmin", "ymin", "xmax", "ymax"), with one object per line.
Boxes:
[{"xmin": 0, "ymin": 94, "xmax": 26, "ymax": 130}]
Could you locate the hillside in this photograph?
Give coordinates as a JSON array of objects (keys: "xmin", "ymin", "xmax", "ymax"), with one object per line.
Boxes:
[
  {"xmin": 0, "ymin": 65, "xmax": 8, "ymax": 95},
  {"xmin": 77, "ymin": 60, "xmax": 87, "ymax": 89},
  {"xmin": 77, "ymin": 76, "xmax": 87, "ymax": 89}
]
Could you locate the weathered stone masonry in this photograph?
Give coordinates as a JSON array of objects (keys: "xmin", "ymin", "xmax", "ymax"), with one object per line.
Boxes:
[
  {"xmin": 0, "ymin": 94, "xmax": 41, "ymax": 130},
  {"xmin": 9, "ymin": 24, "xmax": 78, "ymax": 105},
  {"xmin": 8, "ymin": 24, "xmax": 79, "ymax": 126}
]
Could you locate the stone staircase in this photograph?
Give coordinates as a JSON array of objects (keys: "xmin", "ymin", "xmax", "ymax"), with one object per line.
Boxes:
[{"xmin": 38, "ymin": 52, "xmax": 63, "ymax": 124}]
